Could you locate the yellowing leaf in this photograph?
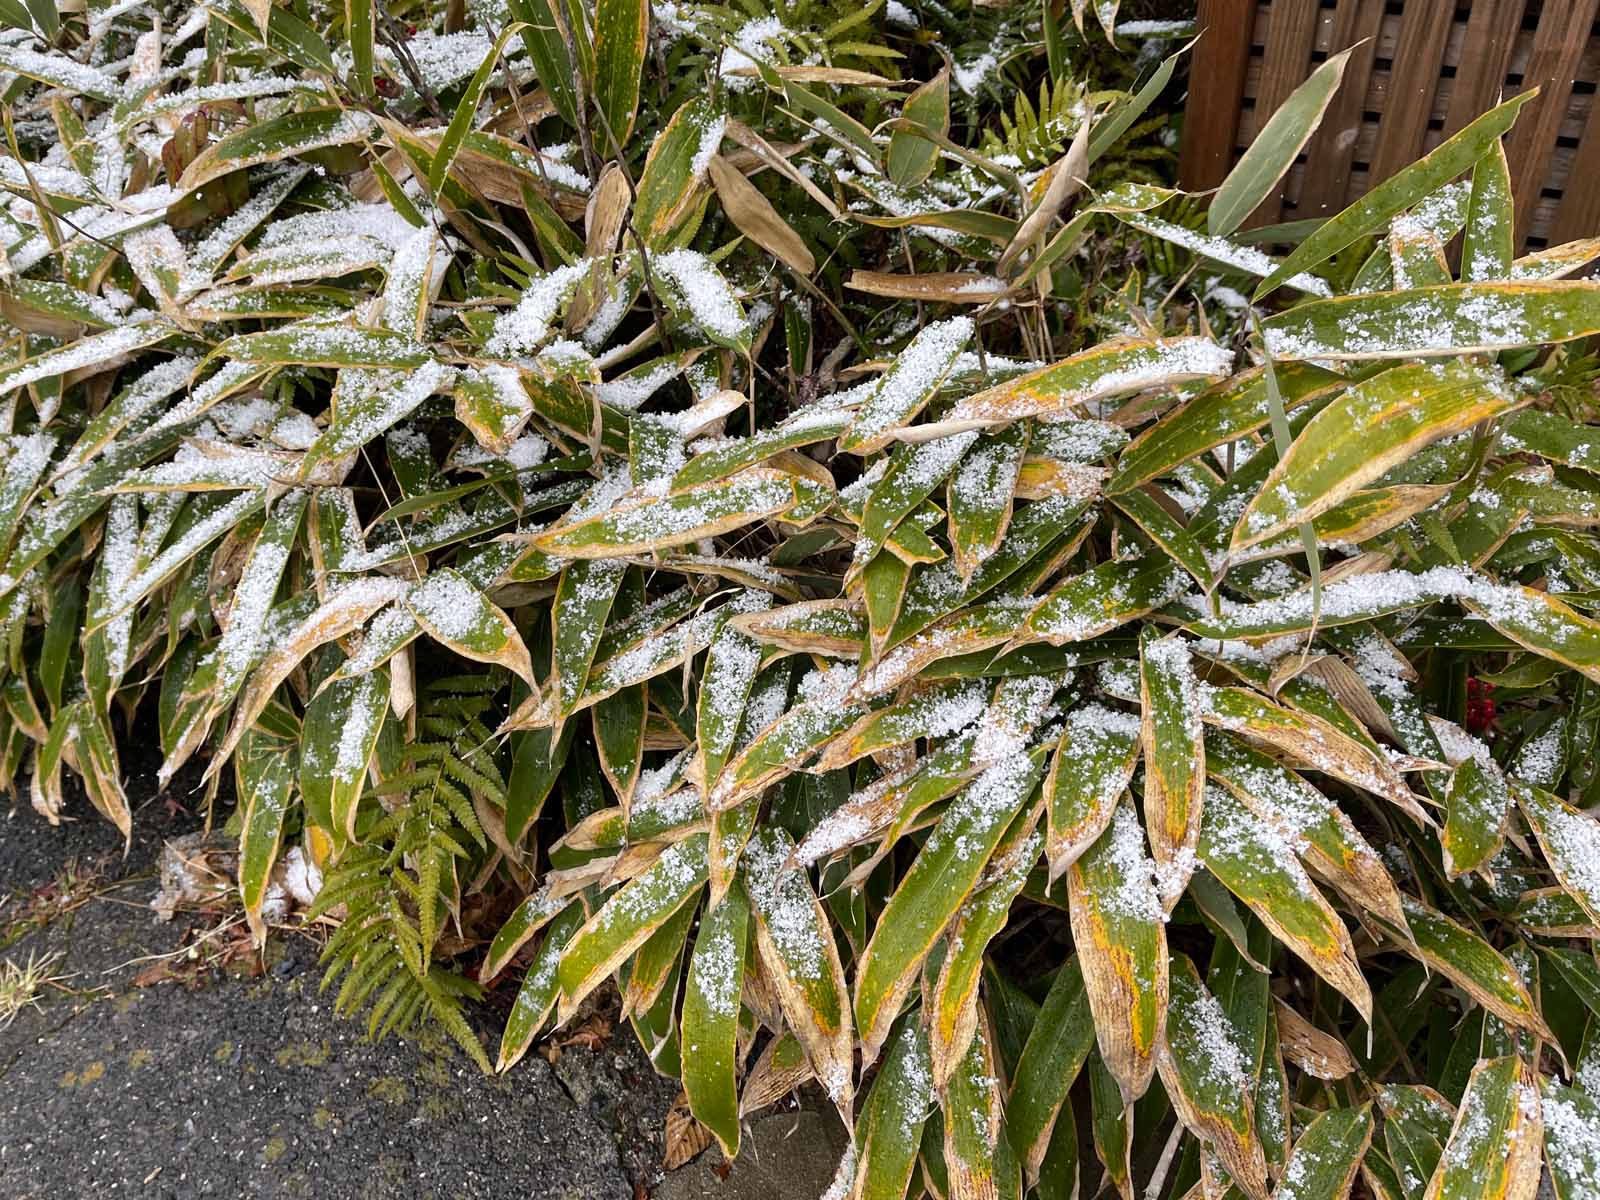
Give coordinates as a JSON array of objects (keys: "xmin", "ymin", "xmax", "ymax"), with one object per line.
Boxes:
[
  {"xmin": 1067, "ymin": 800, "xmax": 1166, "ymax": 1105},
  {"xmin": 1231, "ymin": 359, "xmax": 1517, "ymax": 551}
]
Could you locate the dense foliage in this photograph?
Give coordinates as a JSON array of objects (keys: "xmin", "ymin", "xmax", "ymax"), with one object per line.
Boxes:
[{"xmin": 6, "ymin": 0, "xmax": 1600, "ymax": 1196}]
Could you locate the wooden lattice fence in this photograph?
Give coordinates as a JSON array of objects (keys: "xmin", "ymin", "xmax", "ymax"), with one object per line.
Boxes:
[{"xmin": 1179, "ymin": 0, "xmax": 1600, "ymax": 250}]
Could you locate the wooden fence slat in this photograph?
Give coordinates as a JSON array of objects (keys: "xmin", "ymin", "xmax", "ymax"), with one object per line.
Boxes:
[
  {"xmin": 1294, "ymin": 0, "xmax": 1386, "ymax": 217},
  {"xmin": 1178, "ymin": 0, "xmax": 1257, "ymax": 191},
  {"xmin": 1505, "ymin": 0, "xmax": 1600, "ymax": 247},
  {"xmin": 1182, "ymin": 0, "xmax": 1600, "ymax": 251},
  {"xmin": 1551, "ymin": 93, "xmax": 1600, "ymax": 244},
  {"xmin": 1246, "ymin": 0, "xmax": 1324, "ymax": 224},
  {"xmin": 1442, "ymin": 0, "xmax": 1523, "ymax": 138},
  {"xmin": 1367, "ymin": 0, "xmax": 1457, "ymax": 186}
]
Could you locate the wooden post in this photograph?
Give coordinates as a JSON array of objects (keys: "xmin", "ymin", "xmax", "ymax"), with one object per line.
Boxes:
[{"xmin": 1177, "ymin": 0, "xmax": 1255, "ymax": 192}]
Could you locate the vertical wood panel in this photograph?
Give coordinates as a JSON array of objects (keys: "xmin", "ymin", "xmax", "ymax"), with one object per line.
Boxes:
[
  {"xmin": 1247, "ymin": 0, "xmax": 1324, "ymax": 224},
  {"xmin": 1178, "ymin": 0, "xmax": 1257, "ymax": 191},
  {"xmin": 1442, "ymin": 0, "xmax": 1523, "ymax": 137},
  {"xmin": 1551, "ymin": 95, "xmax": 1600, "ymax": 244},
  {"xmin": 1504, "ymin": 0, "xmax": 1600, "ymax": 247},
  {"xmin": 1367, "ymin": 0, "xmax": 1457, "ymax": 186},
  {"xmin": 1179, "ymin": 0, "xmax": 1600, "ymax": 248},
  {"xmin": 1294, "ymin": 0, "xmax": 1386, "ymax": 216}
]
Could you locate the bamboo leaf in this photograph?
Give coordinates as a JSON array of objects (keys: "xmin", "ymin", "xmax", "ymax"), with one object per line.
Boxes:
[
  {"xmin": 593, "ymin": 0, "xmax": 648, "ymax": 148},
  {"xmin": 1157, "ymin": 953, "xmax": 1269, "ymax": 1200},
  {"xmin": 1262, "ymin": 281, "xmax": 1600, "ymax": 360},
  {"xmin": 557, "ymin": 833, "xmax": 709, "ymax": 1011},
  {"xmin": 1254, "ymin": 92, "xmax": 1537, "ymax": 299},
  {"xmin": 407, "ymin": 568, "xmax": 537, "ymax": 688},
  {"xmin": 1423, "ymin": 1056, "xmax": 1542, "ymax": 1200},
  {"xmin": 1008, "ymin": 956, "xmax": 1095, "ymax": 1183},
  {"xmin": 851, "ymin": 1015, "xmax": 935, "ymax": 1200},
  {"xmin": 1198, "ymin": 784, "xmax": 1371, "ymax": 1021},
  {"xmin": 1043, "ymin": 704, "xmax": 1140, "ymax": 883},
  {"xmin": 853, "ymin": 746, "xmax": 1046, "ymax": 1060},
  {"xmin": 1210, "ymin": 47, "xmax": 1353, "ymax": 237},
  {"xmin": 682, "ymin": 883, "xmax": 749, "ymax": 1156},
  {"xmin": 1066, "ymin": 799, "xmax": 1166, "ymax": 1105},
  {"xmin": 1140, "ymin": 632, "xmax": 1205, "ymax": 906},
  {"xmin": 744, "ymin": 828, "xmax": 854, "ymax": 1111},
  {"xmin": 300, "ymin": 668, "xmax": 388, "ymax": 858},
  {"xmin": 1232, "ymin": 360, "xmax": 1517, "ymax": 551}
]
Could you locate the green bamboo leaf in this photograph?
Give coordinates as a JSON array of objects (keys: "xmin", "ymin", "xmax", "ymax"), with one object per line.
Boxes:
[
  {"xmin": 1140, "ymin": 632, "xmax": 1205, "ymax": 905},
  {"xmin": 1201, "ymin": 684, "xmax": 1429, "ymax": 821},
  {"xmin": 506, "ymin": 0, "xmax": 577, "ymax": 125},
  {"xmin": 594, "ymin": 685, "xmax": 646, "ymax": 807},
  {"xmin": 1157, "ymin": 953, "xmax": 1268, "ymax": 1200},
  {"xmin": 744, "ymin": 828, "xmax": 854, "ymax": 1110},
  {"xmin": 535, "ymin": 469, "xmax": 814, "ymax": 557},
  {"xmin": 1424, "ymin": 1056, "xmax": 1542, "ymax": 1200},
  {"xmin": 1254, "ymin": 91, "xmax": 1537, "ymax": 299},
  {"xmin": 1391, "ymin": 895, "xmax": 1552, "ymax": 1039},
  {"xmin": 1442, "ymin": 753, "xmax": 1511, "ymax": 879},
  {"xmin": 854, "ymin": 746, "xmax": 1046, "ymax": 1060},
  {"xmin": 1275, "ymin": 1104, "xmax": 1374, "ymax": 1200},
  {"xmin": 1008, "ymin": 957, "xmax": 1095, "ymax": 1183},
  {"xmin": 497, "ymin": 898, "xmax": 586, "ymax": 1071},
  {"xmin": 482, "ymin": 888, "xmax": 571, "ymax": 983},
  {"xmin": 1210, "ymin": 47, "xmax": 1353, "ymax": 237},
  {"xmin": 1232, "ymin": 360, "xmax": 1516, "ymax": 551},
  {"xmin": 1087, "ymin": 1053, "xmax": 1132, "ymax": 1200},
  {"xmin": 1514, "ymin": 780, "xmax": 1600, "ymax": 928},
  {"xmin": 1263, "ymin": 280, "xmax": 1600, "ymax": 360},
  {"xmin": 711, "ymin": 668, "xmax": 868, "ymax": 811},
  {"xmin": 941, "ymin": 1018, "xmax": 1019, "ymax": 1200},
  {"xmin": 817, "ymin": 679, "xmax": 987, "ymax": 772},
  {"xmin": 216, "ymin": 324, "xmax": 432, "ymax": 369},
  {"xmin": 864, "ymin": 546, "xmax": 912, "ymax": 661},
  {"xmin": 1043, "ymin": 704, "xmax": 1140, "ymax": 883},
  {"xmin": 594, "ymin": 0, "xmax": 648, "ymax": 147},
  {"xmin": 890, "ymin": 493, "xmax": 1093, "ymax": 648},
  {"xmin": 1023, "ymin": 558, "xmax": 1190, "ymax": 646},
  {"xmin": 1462, "ymin": 142, "xmax": 1514, "ymax": 282},
  {"xmin": 1198, "ymin": 784, "xmax": 1371, "ymax": 1020},
  {"xmin": 841, "ymin": 317, "xmax": 973, "ymax": 453},
  {"xmin": 557, "ymin": 833, "xmax": 709, "ymax": 1010},
  {"xmin": 946, "ymin": 337, "xmax": 1234, "ymax": 432},
  {"xmin": 236, "ymin": 726, "xmax": 296, "ymax": 944},
  {"xmin": 1542, "ymin": 1080, "xmax": 1600, "ymax": 1199},
  {"xmin": 929, "ymin": 831, "xmax": 1039, "ymax": 1084},
  {"xmin": 181, "ymin": 108, "xmax": 375, "ymax": 190},
  {"xmin": 0, "ymin": 44, "xmax": 112, "ymax": 97},
  {"xmin": 1111, "ymin": 485, "xmax": 1214, "ymax": 591},
  {"xmin": 851, "ymin": 1015, "xmax": 935, "ymax": 1200},
  {"xmin": 1380, "ymin": 1084, "xmax": 1455, "ymax": 1200},
  {"xmin": 856, "ymin": 435, "xmax": 979, "ymax": 570},
  {"xmin": 0, "ymin": 322, "xmax": 176, "ymax": 398},
  {"xmin": 1067, "ymin": 799, "xmax": 1166, "ymax": 1105},
  {"xmin": 346, "ymin": 0, "xmax": 374, "ymax": 97},
  {"xmin": 1206, "ymin": 732, "xmax": 1404, "ymax": 928},
  {"xmin": 674, "ymin": 404, "xmax": 855, "ymax": 490},
  {"xmin": 682, "ymin": 883, "xmax": 749, "ymax": 1157},
  {"xmin": 948, "ymin": 422, "xmax": 1029, "ymax": 581},
  {"xmin": 300, "ymin": 668, "xmax": 388, "ymax": 858},
  {"xmin": 551, "ymin": 559, "xmax": 625, "ymax": 724},
  {"xmin": 634, "ymin": 97, "xmax": 723, "ymax": 245},
  {"xmin": 1088, "ymin": 46, "xmax": 1183, "ymax": 165},
  {"xmin": 694, "ymin": 618, "xmax": 766, "ymax": 792},
  {"xmin": 886, "ymin": 68, "xmax": 948, "ymax": 189},
  {"xmin": 454, "ymin": 365, "xmax": 534, "ymax": 456},
  {"xmin": 407, "ymin": 568, "xmax": 537, "ymax": 688}
]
